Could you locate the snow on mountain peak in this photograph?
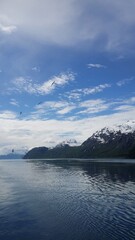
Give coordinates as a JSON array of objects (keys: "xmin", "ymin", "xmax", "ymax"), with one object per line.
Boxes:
[
  {"xmin": 111, "ymin": 120, "xmax": 135, "ymax": 133},
  {"xmin": 91, "ymin": 120, "xmax": 135, "ymax": 143},
  {"xmin": 55, "ymin": 139, "xmax": 78, "ymax": 148}
]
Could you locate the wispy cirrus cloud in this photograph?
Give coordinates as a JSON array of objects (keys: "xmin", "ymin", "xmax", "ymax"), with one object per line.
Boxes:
[
  {"xmin": 34, "ymin": 100, "xmax": 76, "ymax": 117},
  {"xmin": 10, "ymin": 98, "xmax": 19, "ymax": 107},
  {"xmin": 111, "ymin": 96, "xmax": 135, "ymax": 112},
  {"xmin": 79, "ymin": 84, "xmax": 111, "ymax": 95},
  {"xmin": 38, "ymin": 72, "xmax": 75, "ymax": 94},
  {"xmin": 33, "ymin": 95, "xmax": 135, "ymax": 119},
  {"xmin": 12, "ymin": 77, "xmax": 36, "ymax": 94},
  {"xmin": 12, "ymin": 72, "xmax": 75, "ymax": 95},
  {"xmin": 116, "ymin": 76, "xmax": 134, "ymax": 87},
  {"xmin": 33, "ymin": 98, "xmax": 110, "ymax": 118},
  {"xmin": 114, "ymin": 105, "xmax": 135, "ymax": 112},
  {"xmin": 78, "ymin": 99, "xmax": 109, "ymax": 115},
  {"xmin": 87, "ymin": 63, "xmax": 106, "ymax": 69},
  {"xmin": 64, "ymin": 84, "xmax": 111, "ymax": 100},
  {"xmin": 57, "ymin": 106, "xmax": 75, "ymax": 115}
]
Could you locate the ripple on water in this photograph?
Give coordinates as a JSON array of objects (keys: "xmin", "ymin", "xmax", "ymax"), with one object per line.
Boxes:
[{"xmin": 0, "ymin": 160, "xmax": 135, "ymax": 240}]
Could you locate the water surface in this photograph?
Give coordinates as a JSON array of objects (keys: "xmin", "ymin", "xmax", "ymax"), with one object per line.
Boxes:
[{"xmin": 0, "ymin": 159, "xmax": 135, "ymax": 240}]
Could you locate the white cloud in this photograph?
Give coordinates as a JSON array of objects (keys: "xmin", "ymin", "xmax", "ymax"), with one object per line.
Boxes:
[
  {"xmin": 114, "ymin": 105, "xmax": 135, "ymax": 112},
  {"xmin": 78, "ymin": 99, "xmax": 109, "ymax": 114},
  {"xmin": 0, "ymin": 23, "xmax": 16, "ymax": 34},
  {"xmin": 37, "ymin": 72, "xmax": 75, "ymax": 94},
  {"xmin": 0, "ymin": 0, "xmax": 135, "ymax": 53},
  {"xmin": 116, "ymin": 76, "xmax": 134, "ymax": 87},
  {"xmin": 0, "ymin": 110, "xmax": 17, "ymax": 119},
  {"xmin": 35, "ymin": 101, "xmax": 67, "ymax": 112},
  {"xmin": 110, "ymin": 96, "xmax": 135, "ymax": 113},
  {"xmin": 0, "ymin": 15, "xmax": 17, "ymax": 34},
  {"xmin": 66, "ymin": 92, "xmax": 81, "ymax": 101},
  {"xmin": 12, "ymin": 77, "xmax": 36, "ymax": 94},
  {"xmin": 31, "ymin": 66, "xmax": 40, "ymax": 72},
  {"xmin": 81, "ymin": 84, "xmax": 111, "ymax": 95},
  {"xmin": 57, "ymin": 106, "xmax": 75, "ymax": 115},
  {"xmin": 125, "ymin": 96, "xmax": 135, "ymax": 104},
  {"xmin": 0, "ymin": 95, "xmax": 135, "ymax": 154},
  {"xmin": 12, "ymin": 72, "xmax": 75, "ymax": 95},
  {"xmin": 33, "ymin": 97, "xmax": 110, "ymax": 118},
  {"xmin": 33, "ymin": 100, "xmax": 76, "ymax": 118},
  {"xmin": 65, "ymin": 84, "xmax": 111, "ymax": 100},
  {"xmin": 0, "ymin": 105, "xmax": 135, "ymax": 154},
  {"xmin": 87, "ymin": 63, "xmax": 106, "ymax": 69},
  {"xmin": 130, "ymin": 97, "xmax": 135, "ymax": 103},
  {"xmin": 10, "ymin": 98, "xmax": 19, "ymax": 107},
  {"xmin": 32, "ymin": 95, "xmax": 135, "ymax": 120}
]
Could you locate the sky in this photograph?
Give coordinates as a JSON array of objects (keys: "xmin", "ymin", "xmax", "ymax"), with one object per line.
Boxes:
[{"xmin": 0, "ymin": 0, "xmax": 135, "ymax": 154}]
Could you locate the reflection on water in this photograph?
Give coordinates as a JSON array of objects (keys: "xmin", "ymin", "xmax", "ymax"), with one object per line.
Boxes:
[{"xmin": 0, "ymin": 159, "xmax": 135, "ymax": 240}]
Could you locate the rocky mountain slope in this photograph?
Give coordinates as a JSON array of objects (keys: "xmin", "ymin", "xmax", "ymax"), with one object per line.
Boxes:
[{"xmin": 81, "ymin": 121, "xmax": 135, "ymax": 158}]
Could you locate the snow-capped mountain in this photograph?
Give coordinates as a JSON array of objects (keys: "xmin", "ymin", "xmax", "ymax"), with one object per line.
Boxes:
[
  {"xmin": 24, "ymin": 121, "xmax": 135, "ymax": 159},
  {"xmin": 87, "ymin": 120, "xmax": 135, "ymax": 144},
  {"xmin": 81, "ymin": 120, "xmax": 135, "ymax": 158}
]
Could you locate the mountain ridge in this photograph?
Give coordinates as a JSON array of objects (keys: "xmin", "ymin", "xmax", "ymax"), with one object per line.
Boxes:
[{"xmin": 24, "ymin": 121, "xmax": 135, "ymax": 159}]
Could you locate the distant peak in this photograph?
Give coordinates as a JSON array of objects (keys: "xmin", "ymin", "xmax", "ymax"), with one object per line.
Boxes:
[
  {"xmin": 55, "ymin": 139, "xmax": 78, "ymax": 148},
  {"xmin": 55, "ymin": 143, "xmax": 70, "ymax": 148}
]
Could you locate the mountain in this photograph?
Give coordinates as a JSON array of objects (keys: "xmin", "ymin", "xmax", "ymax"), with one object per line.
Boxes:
[
  {"xmin": 24, "ymin": 121, "xmax": 135, "ymax": 159},
  {"xmin": 23, "ymin": 147, "xmax": 48, "ymax": 159},
  {"xmin": 24, "ymin": 145, "xmax": 80, "ymax": 159},
  {"xmin": 81, "ymin": 121, "xmax": 135, "ymax": 158}
]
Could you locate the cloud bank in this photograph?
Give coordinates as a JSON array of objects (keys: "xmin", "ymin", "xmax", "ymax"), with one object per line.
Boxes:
[
  {"xmin": 0, "ymin": 100, "xmax": 135, "ymax": 154},
  {"xmin": 0, "ymin": 0, "xmax": 135, "ymax": 53}
]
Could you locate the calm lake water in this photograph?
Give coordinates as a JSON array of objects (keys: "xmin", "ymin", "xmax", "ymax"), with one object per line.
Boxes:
[{"xmin": 0, "ymin": 159, "xmax": 135, "ymax": 240}]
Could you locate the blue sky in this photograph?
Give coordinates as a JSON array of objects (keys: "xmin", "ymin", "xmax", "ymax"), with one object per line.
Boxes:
[{"xmin": 0, "ymin": 0, "xmax": 135, "ymax": 154}]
